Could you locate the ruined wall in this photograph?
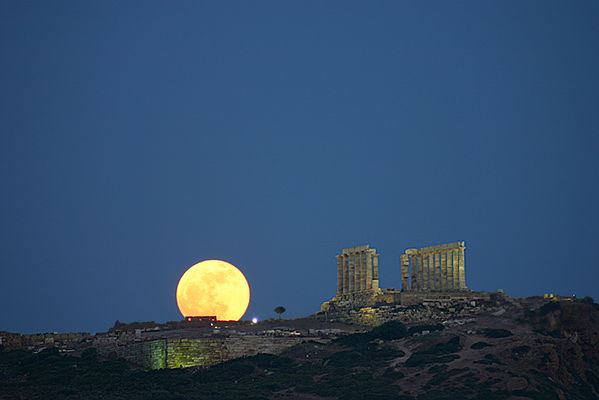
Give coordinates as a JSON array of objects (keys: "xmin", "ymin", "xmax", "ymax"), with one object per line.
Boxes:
[
  {"xmin": 97, "ymin": 335, "xmax": 307, "ymax": 370},
  {"xmin": 167, "ymin": 339, "xmax": 229, "ymax": 368},
  {"xmin": 0, "ymin": 332, "xmax": 23, "ymax": 348},
  {"xmin": 224, "ymin": 336, "xmax": 304, "ymax": 360},
  {"xmin": 346, "ymin": 293, "xmax": 493, "ymax": 326},
  {"xmin": 0, "ymin": 332, "xmax": 92, "ymax": 350},
  {"xmin": 98, "ymin": 340, "xmax": 168, "ymax": 369}
]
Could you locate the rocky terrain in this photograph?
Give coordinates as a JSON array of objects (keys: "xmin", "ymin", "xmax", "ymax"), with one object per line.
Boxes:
[{"xmin": 1, "ymin": 297, "xmax": 598, "ymax": 399}]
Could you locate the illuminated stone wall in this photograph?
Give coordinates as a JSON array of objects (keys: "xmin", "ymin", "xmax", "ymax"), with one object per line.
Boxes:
[
  {"xmin": 98, "ymin": 335, "xmax": 307, "ymax": 370},
  {"xmin": 98, "ymin": 340, "xmax": 167, "ymax": 369},
  {"xmin": 166, "ymin": 338, "xmax": 228, "ymax": 368}
]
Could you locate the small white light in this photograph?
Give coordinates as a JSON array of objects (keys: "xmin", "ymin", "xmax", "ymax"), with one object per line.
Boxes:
[{"xmin": 251, "ymin": 317, "xmax": 258, "ymax": 324}]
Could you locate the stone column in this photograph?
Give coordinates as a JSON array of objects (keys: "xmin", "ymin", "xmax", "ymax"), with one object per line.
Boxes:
[
  {"xmin": 420, "ymin": 254, "xmax": 428, "ymax": 290},
  {"xmin": 448, "ymin": 250, "xmax": 455, "ymax": 290},
  {"xmin": 420, "ymin": 255, "xmax": 426, "ymax": 291},
  {"xmin": 454, "ymin": 249, "xmax": 460, "ymax": 289},
  {"xmin": 355, "ymin": 252, "xmax": 361, "ymax": 292},
  {"xmin": 442, "ymin": 251, "xmax": 448, "ymax": 290},
  {"xmin": 400, "ymin": 254, "xmax": 409, "ymax": 290},
  {"xmin": 419, "ymin": 255, "xmax": 424, "ymax": 290},
  {"xmin": 430, "ymin": 253, "xmax": 436, "ymax": 290},
  {"xmin": 365, "ymin": 252, "xmax": 370, "ymax": 290},
  {"xmin": 343, "ymin": 254, "xmax": 350, "ymax": 294},
  {"xmin": 426, "ymin": 253, "xmax": 433, "ymax": 291},
  {"xmin": 411, "ymin": 254, "xmax": 420, "ymax": 290},
  {"xmin": 458, "ymin": 243, "xmax": 466, "ymax": 289},
  {"xmin": 336, "ymin": 255, "xmax": 343, "ymax": 295},
  {"xmin": 418, "ymin": 255, "xmax": 424, "ymax": 291},
  {"xmin": 432, "ymin": 254, "xmax": 437, "ymax": 290},
  {"xmin": 445, "ymin": 250, "xmax": 457, "ymax": 290},
  {"xmin": 362, "ymin": 252, "xmax": 368, "ymax": 291},
  {"xmin": 435, "ymin": 254, "xmax": 447, "ymax": 290},
  {"xmin": 372, "ymin": 251, "xmax": 380, "ymax": 290},
  {"xmin": 353, "ymin": 253, "xmax": 360, "ymax": 292},
  {"xmin": 427, "ymin": 253, "xmax": 433, "ymax": 290},
  {"xmin": 411, "ymin": 256, "xmax": 417, "ymax": 290},
  {"xmin": 358, "ymin": 252, "xmax": 365, "ymax": 292},
  {"xmin": 350, "ymin": 254, "xmax": 354, "ymax": 293},
  {"xmin": 440, "ymin": 251, "xmax": 447, "ymax": 291},
  {"xmin": 364, "ymin": 251, "xmax": 372, "ymax": 290}
]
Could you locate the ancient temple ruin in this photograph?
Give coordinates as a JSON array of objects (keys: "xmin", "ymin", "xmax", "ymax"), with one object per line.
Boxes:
[
  {"xmin": 322, "ymin": 241, "xmax": 471, "ymax": 312},
  {"xmin": 336, "ymin": 245, "xmax": 380, "ymax": 296},
  {"xmin": 400, "ymin": 242, "xmax": 467, "ymax": 291}
]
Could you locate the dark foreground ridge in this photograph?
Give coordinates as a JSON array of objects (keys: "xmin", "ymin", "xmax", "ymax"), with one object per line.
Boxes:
[{"xmin": 2, "ymin": 298, "xmax": 599, "ymax": 400}]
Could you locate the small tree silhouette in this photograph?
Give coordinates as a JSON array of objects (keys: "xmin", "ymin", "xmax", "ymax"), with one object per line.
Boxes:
[{"xmin": 274, "ymin": 306, "xmax": 286, "ymax": 319}]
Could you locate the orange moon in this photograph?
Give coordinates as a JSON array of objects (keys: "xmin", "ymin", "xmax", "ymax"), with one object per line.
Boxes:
[{"xmin": 176, "ymin": 260, "xmax": 250, "ymax": 321}]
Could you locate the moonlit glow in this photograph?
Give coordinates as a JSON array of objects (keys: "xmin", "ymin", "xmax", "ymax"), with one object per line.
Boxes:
[{"xmin": 176, "ymin": 260, "xmax": 250, "ymax": 321}]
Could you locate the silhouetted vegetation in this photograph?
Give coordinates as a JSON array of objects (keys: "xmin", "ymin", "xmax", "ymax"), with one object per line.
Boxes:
[
  {"xmin": 581, "ymin": 296, "xmax": 595, "ymax": 305},
  {"xmin": 511, "ymin": 345, "xmax": 530, "ymax": 357},
  {"xmin": 274, "ymin": 306, "xmax": 286, "ymax": 319},
  {"xmin": 335, "ymin": 320, "xmax": 408, "ymax": 347},
  {"xmin": 405, "ymin": 336, "xmax": 462, "ymax": 367},
  {"xmin": 425, "ymin": 367, "xmax": 469, "ymax": 388},
  {"xmin": 470, "ymin": 341, "xmax": 491, "ymax": 350},
  {"xmin": 407, "ymin": 323, "xmax": 444, "ymax": 335},
  {"xmin": 481, "ymin": 328, "xmax": 513, "ymax": 338},
  {"xmin": 474, "ymin": 353, "xmax": 505, "ymax": 366},
  {"xmin": 539, "ymin": 301, "xmax": 561, "ymax": 315}
]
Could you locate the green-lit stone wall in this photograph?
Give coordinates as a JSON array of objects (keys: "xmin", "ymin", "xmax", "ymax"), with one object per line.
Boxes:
[
  {"xmin": 145, "ymin": 340, "xmax": 167, "ymax": 369},
  {"xmin": 99, "ymin": 336, "xmax": 307, "ymax": 370},
  {"xmin": 165, "ymin": 339, "xmax": 228, "ymax": 368}
]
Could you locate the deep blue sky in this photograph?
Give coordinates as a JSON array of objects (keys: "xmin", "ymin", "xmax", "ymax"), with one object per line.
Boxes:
[{"xmin": 1, "ymin": 1, "xmax": 598, "ymax": 333}]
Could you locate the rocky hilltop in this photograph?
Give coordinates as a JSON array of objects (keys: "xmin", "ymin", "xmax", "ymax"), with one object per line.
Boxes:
[{"xmin": 1, "ymin": 296, "xmax": 599, "ymax": 399}]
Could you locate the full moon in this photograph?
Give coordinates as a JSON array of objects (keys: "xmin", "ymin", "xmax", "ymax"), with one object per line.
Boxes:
[{"xmin": 176, "ymin": 260, "xmax": 250, "ymax": 321}]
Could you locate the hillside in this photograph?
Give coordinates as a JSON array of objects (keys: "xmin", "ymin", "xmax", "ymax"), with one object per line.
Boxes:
[{"xmin": 1, "ymin": 299, "xmax": 598, "ymax": 400}]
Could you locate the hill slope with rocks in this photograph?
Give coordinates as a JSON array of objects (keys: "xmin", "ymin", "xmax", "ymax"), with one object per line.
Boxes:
[{"xmin": 1, "ymin": 298, "xmax": 598, "ymax": 400}]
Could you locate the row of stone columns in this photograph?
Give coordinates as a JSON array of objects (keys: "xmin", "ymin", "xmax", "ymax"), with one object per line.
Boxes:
[
  {"xmin": 336, "ymin": 245, "xmax": 380, "ymax": 295},
  {"xmin": 400, "ymin": 242, "xmax": 466, "ymax": 291}
]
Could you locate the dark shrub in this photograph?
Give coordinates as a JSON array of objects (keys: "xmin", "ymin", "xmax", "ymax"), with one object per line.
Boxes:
[
  {"xmin": 511, "ymin": 345, "xmax": 530, "ymax": 356},
  {"xmin": 539, "ymin": 301, "xmax": 561, "ymax": 315},
  {"xmin": 371, "ymin": 320, "xmax": 408, "ymax": 340},
  {"xmin": 81, "ymin": 347, "xmax": 98, "ymax": 360},
  {"xmin": 404, "ymin": 337, "xmax": 462, "ymax": 367},
  {"xmin": 482, "ymin": 329, "xmax": 513, "ymax": 338},
  {"xmin": 335, "ymin": 320, "xmax": 408, "ymax": 347},
  {"xmin": 382, "ymin": 367, "xmax": 405, "ymax": 379},
  {"xmin": 581, "ymin": 296, "xmax": 595, "ymax": 305},
  {"xmin": 408, "ymin": 324, "xmax": 444, "ymax": 335},
  {"xmin": 327, "ymin": 351, "xmax": 365, "ymax": 367},
  {"xmin": 428, "ymin": 364, "xmax": 448, "ymax": 374},
  {"xmin": 334, "ymin": 332, "xmax": 372, "ymax": 347}
]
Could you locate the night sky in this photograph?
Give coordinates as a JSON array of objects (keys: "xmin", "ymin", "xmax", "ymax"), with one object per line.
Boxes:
[{"xmin": 1, "ymin": 1, "xmax": 598, "ymax": 334}]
